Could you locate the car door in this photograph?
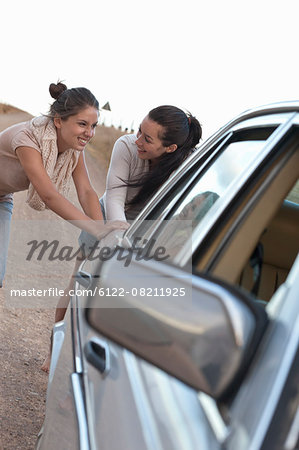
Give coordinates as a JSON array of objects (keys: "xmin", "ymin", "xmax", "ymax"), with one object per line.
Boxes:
[
  {"xmin": 75, "ymin": 110, "xmax": 299, "ymax": 449},
  {"xmin": 74, "ymin": 268, "xmax": 221, "ymax": 450},
  {"xmin": 76, "ymin": 258, "xmax": 237, "ymax": 450},
  {"xmin": 83, "ymin": 254, "xmax": 298, "ymax": 450}
]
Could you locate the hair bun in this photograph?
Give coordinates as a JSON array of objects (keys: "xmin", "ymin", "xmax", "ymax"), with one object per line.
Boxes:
[{"xmin": 49, "ymin": 82, "xmax": 67, "ymax": 100}]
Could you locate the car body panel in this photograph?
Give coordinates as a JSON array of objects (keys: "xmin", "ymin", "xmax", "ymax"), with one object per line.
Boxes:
[{"xmin": 37, "ymin": 308, "xmax": 80, "ymax": 450}]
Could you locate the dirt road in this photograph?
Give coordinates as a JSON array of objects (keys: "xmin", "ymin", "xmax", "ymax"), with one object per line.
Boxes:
[{"xmin": 0, "ymin": 149, "xmax": 106, "ymax": 449}]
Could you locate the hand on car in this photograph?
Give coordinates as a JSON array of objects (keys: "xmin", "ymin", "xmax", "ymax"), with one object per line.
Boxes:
[{"xmin": 94, "ymin": 220, "xmax": 129, "ymax": 240}]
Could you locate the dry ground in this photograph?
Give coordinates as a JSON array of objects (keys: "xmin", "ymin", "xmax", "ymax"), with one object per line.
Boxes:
[{"xmin": 0, "ymin": 106, "xmax": 124, "ymax": 449}]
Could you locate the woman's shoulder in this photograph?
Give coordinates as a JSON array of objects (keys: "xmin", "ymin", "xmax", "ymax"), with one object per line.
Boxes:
[
  {"xmin": 7, "ymin": 119, "xmax": 40, "ymax": 151},
  {"xmin": 115, "ymin": 133, "xmax": 137, "ymax": 147},
  {"xmin": 0, "ymin": 120, "xmax": 31, "ymax": 137},
  {"xmin": 0, "ymin": 120, "xmax": 32, "ymax": 145},
  {"xmin": 113, "ymin": 133, "xmax": 138, "ymax": 157}
]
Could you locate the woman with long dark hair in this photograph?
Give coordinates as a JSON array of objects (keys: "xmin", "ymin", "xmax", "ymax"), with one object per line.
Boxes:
[{"xmin": 102, "ymin": 104, "xmax": 202, "ymax": 222}]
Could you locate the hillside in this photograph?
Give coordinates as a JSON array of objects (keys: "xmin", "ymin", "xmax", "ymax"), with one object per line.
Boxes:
[
  {"xmin": 87, "ymin": 123, "xmax": 127, "ymax": 169},
  {"xmin": 0, "ymin": 103, "xmax": 30, "ymax": 114},
  {"xmin": 0, "ymin": 103, "xmax": 33, "ymax": 131}
]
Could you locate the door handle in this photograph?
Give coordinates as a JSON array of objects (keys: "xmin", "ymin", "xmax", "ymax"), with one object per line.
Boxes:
[
  {"xmin": 76, "ymin": 270, "xmax": 92, "ymax": 288},
  {"xmin": 84, "ymin": 338, "xmax": 110, "ymax": 375}
]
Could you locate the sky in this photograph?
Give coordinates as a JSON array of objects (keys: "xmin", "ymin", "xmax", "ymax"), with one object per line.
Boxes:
[{"xmin": 1, "ymin": 0, "xmax": 298, "ymax": 140}]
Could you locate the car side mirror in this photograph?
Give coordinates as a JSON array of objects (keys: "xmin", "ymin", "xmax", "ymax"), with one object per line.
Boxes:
[{"xmin": 85, "ymin": 254, "xmax": 268, "ymax": 400}]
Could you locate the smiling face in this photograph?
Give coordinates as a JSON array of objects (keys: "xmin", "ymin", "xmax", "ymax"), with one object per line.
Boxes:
[
  {"xmin": 135, "ymin": 116, "xmax": 177, "ymax": 163},
  {"xmin": 54, "ymin": 106, "xmax": 99, "ymax": 153}
]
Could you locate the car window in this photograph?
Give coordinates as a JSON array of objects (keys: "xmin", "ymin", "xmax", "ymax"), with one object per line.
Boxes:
[
  {"xmin": 148, "ymin": 127, "xmax": 276, "ymax": 258},
  {"xmin": 169, "ymin": 140, "xmax": 263, "ymax": 223},
  {"xmin": 286, "ymin": 179, "xmax": 299, "ymax": 204}
]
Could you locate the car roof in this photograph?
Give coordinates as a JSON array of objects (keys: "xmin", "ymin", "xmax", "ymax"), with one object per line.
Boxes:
[
  {"xmin": 218, "ymin": 100, "xmax": 299, "ymax": 131},
  {"xmin": 187, "ymin": 100, "xmax": 299, "ymax": 168}
]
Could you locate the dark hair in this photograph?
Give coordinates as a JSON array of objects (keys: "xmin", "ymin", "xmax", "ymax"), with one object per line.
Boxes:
[
  {"xmin": 126, "ymin": 105, "xmax": 202, "ymax": 209},
  {"xmin": 48, "ymin": 82, "xmax": 99, "ymax": 120}
]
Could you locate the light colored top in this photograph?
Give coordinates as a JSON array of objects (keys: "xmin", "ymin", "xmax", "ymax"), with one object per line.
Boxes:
[
  {"xmin": 25, "ymin": 116, "xmax": 80, "ymax": 211},
  {"xmin": 0, "ymin": 118, "xmax": 79, "ymax": 210},
  {"xmin": 0, "ymin": 120, "xmax": 41, "ymax": 202},
  {"xmin": 102, "ymin": 134, "xmax": 149, "ymax": 221}
]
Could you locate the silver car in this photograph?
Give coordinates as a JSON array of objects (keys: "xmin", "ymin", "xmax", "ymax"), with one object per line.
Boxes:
[{"xmin": 37, "ymin": 102, "xmax": 299, "ymax": 450}]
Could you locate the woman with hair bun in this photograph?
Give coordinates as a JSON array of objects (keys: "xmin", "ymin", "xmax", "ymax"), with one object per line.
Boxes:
[{"xmin": 0, "ymin": 82, "xmax": 128, "ymax": 288}]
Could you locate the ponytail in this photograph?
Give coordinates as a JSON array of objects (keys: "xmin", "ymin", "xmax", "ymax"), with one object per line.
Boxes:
[{"xmin": 126, "ymin": 105, "xmax": 202, "ymax": 209}]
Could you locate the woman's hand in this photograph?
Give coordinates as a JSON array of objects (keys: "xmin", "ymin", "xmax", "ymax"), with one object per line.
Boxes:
[{"xmin": 93, "ymin": 220, "xmax": 129, "ymax": 240}]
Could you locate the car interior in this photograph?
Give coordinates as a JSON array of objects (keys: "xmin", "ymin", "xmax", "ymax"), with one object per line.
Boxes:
[
  {"xmin": 198, "ymin": 148, "xmax": 299, "ymax": 304},
  {"xmin": 239, "ymin": 195, "xmax": 299, "ymax": 301}
]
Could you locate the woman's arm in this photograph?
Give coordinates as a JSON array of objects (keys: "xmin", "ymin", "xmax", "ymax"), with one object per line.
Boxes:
[
  {"xmin": 16, "ymin": 146, "xmax": 128, "ymax": 237},
  {"xmin": 104, "ymin": 137, "xmax": 132, "ymax": 221},
  {"xmin": 72, "ymin": 152, "xmax": 103, "ymax": 221}
]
